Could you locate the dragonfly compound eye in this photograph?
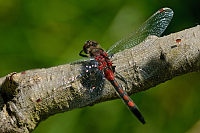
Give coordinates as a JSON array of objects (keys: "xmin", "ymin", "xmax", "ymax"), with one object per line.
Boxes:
[
  {"xmin": 91, "ymin": 40, "xmax": 100, "ymax": 49},
  {"xmin": 83, "ymin": 40, "xmax": 100, "ymax": 54}
]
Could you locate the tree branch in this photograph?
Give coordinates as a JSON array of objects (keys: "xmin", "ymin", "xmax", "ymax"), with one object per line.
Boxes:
[{"xmin": 0, "ymin": 25, "xmax": 200, "ymax": 132}]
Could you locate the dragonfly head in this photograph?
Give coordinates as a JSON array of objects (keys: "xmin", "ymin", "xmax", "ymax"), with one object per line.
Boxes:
[{"xmin": 83, "ymin": 40, "xmax": 100, "ymax": 54}]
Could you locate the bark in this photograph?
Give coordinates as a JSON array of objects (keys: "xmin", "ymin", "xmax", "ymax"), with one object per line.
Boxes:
[{"xmin": 0, "ymin": 25, "xmax": 200, "ymax": 132}]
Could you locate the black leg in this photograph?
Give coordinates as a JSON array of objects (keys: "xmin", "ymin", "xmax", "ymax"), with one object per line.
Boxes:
[{"xmin": 79, "ymin": 50, "xmax": 89, "ymax": 57}]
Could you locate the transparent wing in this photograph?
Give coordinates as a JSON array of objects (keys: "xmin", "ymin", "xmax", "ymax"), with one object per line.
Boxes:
[
  {"xmin": 107, "ymin": 7, "xmax": 174, "ymax": 55},
  {"xmin": 24, "ymin": 58, "xmax": 106, "ymax": 109},
  {"xmin": 68, "ymin": 58, "xmax": 106, "ymax": 103},
  {"xmin": 114, "ymin": 61, "xmax": 150, "ymax": 88}
]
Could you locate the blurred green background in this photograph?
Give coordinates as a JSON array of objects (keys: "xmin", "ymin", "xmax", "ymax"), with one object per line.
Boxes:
[{"xmin": 1, "ymin": 0, "xmax": 200, "ymax": 133}]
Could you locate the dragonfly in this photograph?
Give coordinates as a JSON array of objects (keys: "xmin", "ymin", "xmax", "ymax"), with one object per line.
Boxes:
[
  {"xmin": 77, "ymin": 7, "xmax": 173, "ymax": 124},
  {"xmin": 33, "ymin": 7, "xmax": 173, "ymax": 124}
]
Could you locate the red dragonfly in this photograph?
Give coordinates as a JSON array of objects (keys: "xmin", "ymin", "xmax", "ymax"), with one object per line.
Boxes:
[
  {"xmin": 78, "ymin": 7, "xmax": 174, "ymax": 124},
  {"xmin": 30, "ymin": 7, "xmax": 173, "ymax": 124}
]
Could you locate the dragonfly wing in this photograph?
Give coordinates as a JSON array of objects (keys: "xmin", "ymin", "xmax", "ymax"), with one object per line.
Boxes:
[
  {"xmin": 114, "ymin": 62, "xmax": 149, "ymax": 88},
  {"xmin": 107, "ymin": 7, "xmax": 174, "ymax": 55},
  {"xmin": 67, "ymin": 58, "xmax": 106, "ymax": 104},
  {"xmin": 31, "ymin": 58, "xmax": 106, "ymax": 108}
]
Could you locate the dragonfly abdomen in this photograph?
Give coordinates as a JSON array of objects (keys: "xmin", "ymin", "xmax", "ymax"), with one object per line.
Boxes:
[{"xmin": 109, "ymin": 79, "xmax": 146, "ymax": 124}]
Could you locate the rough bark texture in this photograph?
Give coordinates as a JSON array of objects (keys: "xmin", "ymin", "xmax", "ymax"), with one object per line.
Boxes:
[{"xmin": 0, "ymin": 25, "xmax": 200, "ymax": 132}]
